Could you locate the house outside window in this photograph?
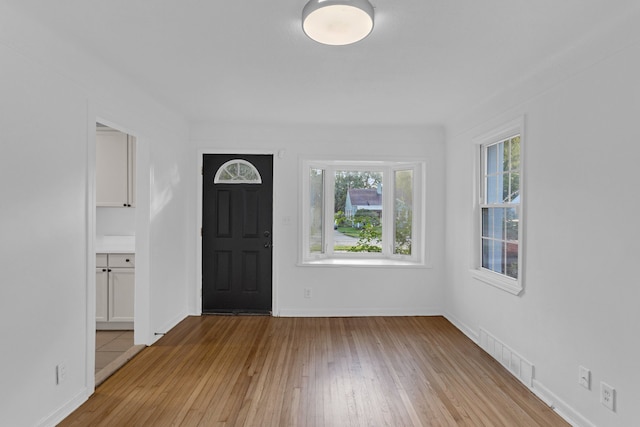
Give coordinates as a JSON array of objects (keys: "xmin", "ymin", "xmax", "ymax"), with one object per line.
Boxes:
[
  {"xmin": 472, "ymin": 117, "xmax": 524, "ymax": 295},
  {"xmin": 301, "ymin": 159, "xmax": 425, "ymax": 266}
]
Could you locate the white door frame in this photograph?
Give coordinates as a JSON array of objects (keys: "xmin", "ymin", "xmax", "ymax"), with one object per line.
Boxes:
[
  {"xmin": 196, "ymin": 149, "xmax": 279, "ymax": 316},
  {"xmin": 85, "ymin": 106, "xmax": 151, "ymax": 395}
]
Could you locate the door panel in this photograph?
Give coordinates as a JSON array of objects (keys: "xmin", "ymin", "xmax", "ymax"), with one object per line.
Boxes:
[
  {"xmin": 202, "ymin": 154, "xmax": 273, "ymax": 313},
  {"xmin": 109, "ymin": 268, "xmax": 135, "ymax": 321}
]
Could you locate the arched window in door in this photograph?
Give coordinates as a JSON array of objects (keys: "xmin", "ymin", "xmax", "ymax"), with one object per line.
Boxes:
[{"xmin": 213, "ymin": 159, "xmax": 262, "ymax": 184}]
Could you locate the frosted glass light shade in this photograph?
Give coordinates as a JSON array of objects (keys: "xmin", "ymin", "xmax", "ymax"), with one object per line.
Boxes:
[{"xmin": 302, "ymin": 0, "xmax": 374, "ymax": 46}]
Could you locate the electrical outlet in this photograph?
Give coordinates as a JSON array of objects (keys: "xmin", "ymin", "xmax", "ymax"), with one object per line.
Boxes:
[
  {"xmin": 600, "ymin": 382, "xmax": 615, "ymax": 411},
  {"xmin": 578, "ymin": 366, "xmax": 590, "ymax": 389},
  {"xmin": 304, "ymin": 288, "xmax": 312, "ymax": 298},
  {"xmin": 56, "ymin": 362, "xmax": 67, "ymax": 385}
]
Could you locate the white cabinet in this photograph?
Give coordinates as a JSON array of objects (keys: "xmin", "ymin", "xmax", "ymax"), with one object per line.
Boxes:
[
  {"xmin": 96, "ymin": 128, "xmax": 136, "ymax": 207},
  {"xmin": 96, "ymin": 253, "xmax": 134, "ymax": 330},
  {"xmin": 96, "ymin": 255, "xmax": 109, "ymax": 322}
]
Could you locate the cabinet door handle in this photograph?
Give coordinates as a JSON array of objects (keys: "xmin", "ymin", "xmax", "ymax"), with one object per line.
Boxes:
[
  {"xmin": 125, "ymin": 259, "xmax": 130, "ymax": 263},
  {"xmin": 102, "ymin": 268, "xmax": 107, "ymax": 272},
  {"xmin": 108, "ymin": 269, "xmax": 112, "ymax": 272}
]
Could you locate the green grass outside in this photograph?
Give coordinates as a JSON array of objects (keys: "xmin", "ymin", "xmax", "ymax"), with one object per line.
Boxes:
[{"xmin": 337, "ymin": 226, "xmax": 381, "ymax": 238}]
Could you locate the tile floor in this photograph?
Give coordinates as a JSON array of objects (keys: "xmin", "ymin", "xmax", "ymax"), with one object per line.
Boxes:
[{"xmin": 95, "ymin": 330, "xmax": 134, "ymax": 375}]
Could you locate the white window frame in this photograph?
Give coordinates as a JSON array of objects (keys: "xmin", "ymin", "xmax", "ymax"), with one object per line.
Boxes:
[
  {"xmin": 471, "ymin": 117, "xmax": 525, "ymax": 295},
  {"xmin": 300, "ymin": 159, "xmax": 427, "ymax": 267},
  {"xmin": 213, "ymin": 159, "xmax": 262, "ymax": 184}
]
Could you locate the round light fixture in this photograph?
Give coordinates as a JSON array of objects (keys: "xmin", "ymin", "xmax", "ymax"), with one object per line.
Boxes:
[{"xmin": 302, "ymin": 0, "xmax": 374, "ymax": 46}]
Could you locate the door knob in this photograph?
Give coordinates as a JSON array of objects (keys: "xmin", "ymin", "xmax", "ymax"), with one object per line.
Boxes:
[{"xmin": 264, "ymin": 231, "xmax": 271, "ymax": 237}]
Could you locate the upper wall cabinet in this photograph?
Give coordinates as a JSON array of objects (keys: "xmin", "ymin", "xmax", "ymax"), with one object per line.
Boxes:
[{"xmin": 96, "ymin": 127, "xmax": 136, "ymax": 207}]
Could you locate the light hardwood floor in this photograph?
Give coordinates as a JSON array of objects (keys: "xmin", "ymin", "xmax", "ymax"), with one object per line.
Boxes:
[{"xmin": 61, "ymin": 316, "xmax": 568, "ymax": 426}]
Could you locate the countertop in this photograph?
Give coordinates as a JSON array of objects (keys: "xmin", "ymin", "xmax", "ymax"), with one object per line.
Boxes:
[{"xmin": 96, "ymin": 235, "xmax": 135, "ymax": 253}]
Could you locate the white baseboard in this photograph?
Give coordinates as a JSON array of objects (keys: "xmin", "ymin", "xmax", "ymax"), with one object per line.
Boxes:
[
  {"xmin": 531, "ymin": 380, "xmax": 596, "ymax": 427},
  {"xmin": 473, "ymin": 326, "xmax": 593, "ymax": 427},
  {"xmin": 37, "ymin": 388, "xmax": 89, "ymax": 427},
  {"xmin": 442, "ymin": 312, "xmax": 479, "ymax": 343},
  {"xmin": 277, "ymin": 307, "xmax": 443, "ymax": 317},
  {"xmin": 96, "ymin": 321, "xmax": 133, "ymax": 330},
  {"xmin": 440, "ymin": 315, "xmax": 597, "ymax": 427},
  {"xmin": 150, "ymin": 311, "xmax": 188, "ymax": 344}
]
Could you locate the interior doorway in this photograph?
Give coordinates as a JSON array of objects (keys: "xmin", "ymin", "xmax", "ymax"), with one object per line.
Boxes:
[{"xmin": 93, "ymin": 122, "xmax": 140, "ymax": 384}]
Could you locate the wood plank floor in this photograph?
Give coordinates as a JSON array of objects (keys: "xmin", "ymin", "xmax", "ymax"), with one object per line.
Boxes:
[{"xmin": 60, "ymin": 316, "xmax": 568, "ymax": 426}]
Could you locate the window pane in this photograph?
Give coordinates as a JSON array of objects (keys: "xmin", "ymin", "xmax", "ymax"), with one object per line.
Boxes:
[
  {"xmin": 482, "ymin": 238, "xmax": 491, "ymax": 269},
  {"xmin": 482, "ymin": 240, "xmax": 505, "ymax": 274},
  {"xmin": 482, "ymin": 208, "xmax": 490, "ymax": 238},
  {"xmin": 506, "ymin": 207, "xmax": 518, "ymax": 241},
  {"xmin": 487, "ymin": 144, "xmax": 498, "ymax": 174},
  {"xmin": 479, "ymin": 133, "xmax": 521, "ymax": 282},
  {"xmin": 487, "ymin": 175, "xmax": 499, "ymax": 203},
  {"xmin": 493, "ymin": 241, "xmax": 505, "ymax": 274},
  {"xmin": 510, "ymin": 136, "xmax": 520, "ymax": 172},
  {"xmin": 509, "ymin": 172, "xmax": 520, "ymax": 203},
  {"xmin": 219, "ymin": 169, "xmax": 233, "ymax": 180},
  {"xmin": 503, "ymin": 139, "xmax": 510, "ymax": 173},
  {"xmin": 394, "ymin": 170, "xmax": 413, "ymax": 255},
  {"xmin": 492, "ymin": 208, "xmax": 504, "ymax": 240},
  {"xmin": 335, "ymin": 170, "xmax": 383, "ymax": 253},
  {"xmin": 309, "ymin": 168, "xmax": 324, "ymax": 253},
  {"xmin": 502, "ymin": 172, "xmax": 511, "ymax": 203},
  {"xmin": 238, "ymin": 162, "xmax": 251, "ymax": 177},
  {"xmin": 506, "ymin": 243, "xmax": 518, "ymax": 278},
  {"xmin": 215, "ymin": 159, "xmax": 262, "ymax": 184}
]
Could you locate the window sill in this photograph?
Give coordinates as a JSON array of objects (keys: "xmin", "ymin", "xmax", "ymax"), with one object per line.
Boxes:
[
  {"xmin": 470, "ymin": 268, "xmax": 523, "ymax": 295},
  {"xmin": 299, "ymin": 258, "xmax": 430, "ymax": 269}
]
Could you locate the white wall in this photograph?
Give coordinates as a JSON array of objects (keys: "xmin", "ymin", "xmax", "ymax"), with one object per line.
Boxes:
[
  {"xmin": 190, "ymin": 123, "xmax": 446, "ymax": 317},
  {"xmin": 96, "ymin": 207, "xmax": 136, "ymax": 236},
  {"xmin": 444, "ymin": 10, "xmax": 640, "ymax": 427},
  {"xmin": 0, "ymin": 4, "xmax": 190, "ymax": 426}
]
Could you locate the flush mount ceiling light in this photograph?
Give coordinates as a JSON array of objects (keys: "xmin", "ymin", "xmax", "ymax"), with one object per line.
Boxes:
[{"xmin": 302, "ymin": 0, "xmax": 374, "ymax": 46}]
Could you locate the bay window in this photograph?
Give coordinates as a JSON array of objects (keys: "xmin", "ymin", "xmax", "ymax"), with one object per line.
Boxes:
[{"xmin": 301, "ymin": 160, "xmax": 425, "ymax": 266}]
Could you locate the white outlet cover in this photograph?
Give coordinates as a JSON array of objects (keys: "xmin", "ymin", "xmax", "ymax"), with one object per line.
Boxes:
[{"xmin": 600, "ymin": 382, "xmax": 615, "ymax": 411}]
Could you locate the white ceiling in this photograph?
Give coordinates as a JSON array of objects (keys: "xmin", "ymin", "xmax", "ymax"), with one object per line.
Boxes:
[{"xmin": 6, "ymin": 0, "xmax": 638, "ymax": 125}]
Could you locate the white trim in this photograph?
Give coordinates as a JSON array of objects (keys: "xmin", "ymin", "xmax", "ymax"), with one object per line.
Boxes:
[
  {"xmin": 471, "ymin": 116, "xmax": 525, "ymax": 147},
  {"xmin": 297, "ymin": 258, "xmax": 430, "ymax": 268},
  {"xmin": 299, "ymin": 157, "xmax": 427, "ymax": 266},
  {"xmin": 93, "ymin": 113, "xmax": 153, "ymax": 347},
  {"xmin": 471, "ymin": 116, "xmax": 525, "ymax": 295},
  {"xmin": 150, "ymin": 312, "xmax": 189, "ymax": 344},
  {"xmin": 470, "ymin": 268, "xmax": 523, "ymax": 295},
  {"xmin": 85, "ymin": 103, "xmax": 97, "ymax": 398},
  {"xmin": 278, "ymin": 307, "xmax": 442, "ymax": 317},
  {"xmin": 443, "ymin": 312, "xmax": 479, "ymax": 343},
  {"xmin": 531, "ymin": 380, "xmax": 597, "ymax": 427},
  {"xmin": 37, "ymin": 389, "xmax": 89, "ymax": 427},
  {"xmin": 443, "ymin": 315, "xmax": 596, "ymax": 427},
  {"xmin": 196, "ymin": 149, "xmax": 278, "ymax": 316},
  {"xmin": 96, "ymin": 321, "xmax": 134, "ymax": 330}
]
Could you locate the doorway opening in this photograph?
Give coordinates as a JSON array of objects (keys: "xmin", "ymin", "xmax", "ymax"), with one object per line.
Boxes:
[{"xmin": 94, "ymin": 122, "xmax": 142, "ymax": 384}]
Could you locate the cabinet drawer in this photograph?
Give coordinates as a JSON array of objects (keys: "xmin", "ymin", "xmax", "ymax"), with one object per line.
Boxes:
[
  {"xmin": 109, "ymin": 254, "xmax": 135, "ymax": 267},
  {"xmin": 96, "ymin": 253, "xmax": 108, "ymax": 267}
]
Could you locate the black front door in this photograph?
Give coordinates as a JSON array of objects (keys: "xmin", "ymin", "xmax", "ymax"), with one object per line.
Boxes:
[{"xmin": 202, "ymin": 154, "xmax": 273, "ymax": 313}]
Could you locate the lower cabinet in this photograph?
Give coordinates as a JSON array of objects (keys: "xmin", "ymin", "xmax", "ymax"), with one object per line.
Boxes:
[{"xmin": 96, "ymin": 253, "xmax": 134, "ymax": 330}]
